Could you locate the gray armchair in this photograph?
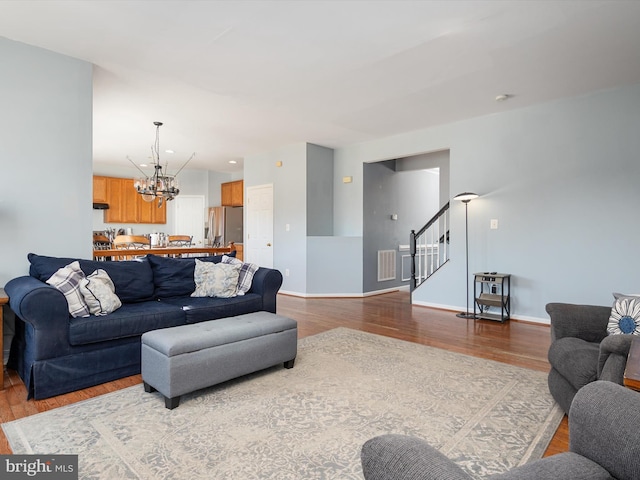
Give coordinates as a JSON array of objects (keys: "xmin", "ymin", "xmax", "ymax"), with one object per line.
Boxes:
[
  {"xmin": 361, "ymin": 381, "xmax": 640, "ymax": 480},
  {"xmin": 546, "ymin": 302, "xmax": 633, "ymax": 413}
]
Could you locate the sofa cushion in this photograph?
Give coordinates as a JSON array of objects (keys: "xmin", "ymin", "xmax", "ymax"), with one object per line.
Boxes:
[
  {"xmin": 147, "ymin": 255, "xmax": 198, "ymax": 297},
  {"xmin": 147, "ymin": 254, "xmax": 233, "ymax": 298},
  {"xmin": 79, "ymin": 259, "xmax": 154, "ymax": 303},
  {"xmin": 28, "ymin": 253, "xmax": 155, "ymax": 304},
  {"xmin": 548, "ymin": 337, "xmax": 599, "ymax": 390},
  {"xmin": 69, "ymin": 300, "xmax": 186, "ymax": 345},
  {"xmin": 28, "ymin": 253, "xmax": 80, "ymax": 282},
  {"xmin": 161, "ymin": 294, "xmax": 263, "ymax": 324}
]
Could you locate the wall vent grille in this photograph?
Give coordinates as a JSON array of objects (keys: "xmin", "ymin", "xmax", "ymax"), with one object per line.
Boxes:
[{"xmin": 377, "ymin": 250, "xmax": 396, "ymax": 282}]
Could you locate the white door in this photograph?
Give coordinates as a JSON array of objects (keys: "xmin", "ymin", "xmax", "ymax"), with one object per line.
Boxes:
[
  {"xmin": 246, "ymin": 184, "xmax": 273, "ymax": 267},
  {"xmin": 173, "ymin": 195, "xmax": 205, "ymax": 246}
]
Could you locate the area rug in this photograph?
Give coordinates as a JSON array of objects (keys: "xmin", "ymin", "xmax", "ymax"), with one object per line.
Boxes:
[{"xmin": 2, "ymin": 328, "xmax": 562, "ymax": 479}]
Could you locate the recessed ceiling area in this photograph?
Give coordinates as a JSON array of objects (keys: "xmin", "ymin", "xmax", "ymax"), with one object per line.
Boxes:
[{"xmin": 1, "ymin": 1, "xmax": 639, "ymax": 173}]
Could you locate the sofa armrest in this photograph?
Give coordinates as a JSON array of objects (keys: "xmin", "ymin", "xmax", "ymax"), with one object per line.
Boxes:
[
  {"xmin": 569, "ymin": 381, "xmax": 640, "ymax": 480},
  {"xmin": 248, "ymin": 268, "xmax": 283, "ymax": 314},
  {"xmin": 5, "ymin": 275, "xmax": 73, "ymax": 360},
  {"xmin": 545, "ymin": 303, "xmax": 611, "ymax": 343},
  {"xmin": 361, "ymin": 434, "xmax": 472, "ymax": 480},
  {"xmin": 597, "ymin": 334, "xmax": 634, "ymax": 382},
  {"xmin": 599, "ymin": 333, "xmax": 634, "ymax": 358}
]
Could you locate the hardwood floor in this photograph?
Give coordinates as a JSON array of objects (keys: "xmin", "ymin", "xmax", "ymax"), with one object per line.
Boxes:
[{"xmin": 0, "ymin": 290, "xmax": 568, "ymax": 456}]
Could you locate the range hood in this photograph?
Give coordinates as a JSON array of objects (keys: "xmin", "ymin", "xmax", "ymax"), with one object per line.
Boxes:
[{"xmin": 93, "ymin": 203, "xmax": 109, "ymax": 210}]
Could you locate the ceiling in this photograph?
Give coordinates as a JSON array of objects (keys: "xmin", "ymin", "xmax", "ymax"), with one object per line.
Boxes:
[{"xmin": 1, "ymin": 1, "xmax": 640, "ymax": 173}]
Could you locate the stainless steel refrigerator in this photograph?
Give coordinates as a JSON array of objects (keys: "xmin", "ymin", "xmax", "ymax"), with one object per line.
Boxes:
[{"xmin": 207, "ymin": 206, "xmax": 243, "ymax": 246}]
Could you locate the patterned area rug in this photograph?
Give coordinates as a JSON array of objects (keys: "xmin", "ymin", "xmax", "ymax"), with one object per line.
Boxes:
[{"xmin": 2, "ymin": 328, "xmax": 562, "ymax": 479}]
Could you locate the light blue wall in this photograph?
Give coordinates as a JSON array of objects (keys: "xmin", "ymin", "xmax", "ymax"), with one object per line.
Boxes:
[
  {"xmin": 307, "ymin": 236, "xmax": 363, "ymax": 294},
  {"xmin": 245, "ymin": 143, "xmax": 358, "ymax": 296},
  {"xmin": 244, "ymin": 143, "xmax": 308, "ymax": 294},
  {"xmin": 0, "ymin": 37, "xmax": 93, "ymax": 284},
  {"xmin": 334, "ymin": 83, "xmax": 640, "ymax": 321}
]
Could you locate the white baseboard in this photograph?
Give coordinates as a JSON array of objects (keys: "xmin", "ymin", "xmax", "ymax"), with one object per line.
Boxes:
[
  {"xmin": 278, "ymin": 285, "xmax": 408, "ymax": 299},
  {"xmin": 411, "ymin": 300, "xmax": 549, "ymax": 325},
  {"xmin": 278, "ymin": 290, "xmax": 365, "ymax": 298}
]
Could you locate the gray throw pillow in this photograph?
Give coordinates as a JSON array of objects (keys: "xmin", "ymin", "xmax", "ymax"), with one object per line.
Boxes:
[{"xmin": 191, "ymin": 259, "xmax": 241, "ymax": 298}]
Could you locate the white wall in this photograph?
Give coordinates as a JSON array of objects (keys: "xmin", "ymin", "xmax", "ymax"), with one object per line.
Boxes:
[
  {"xmin": 334, "ymin": 83, "xmax": 640, "ymax": 322},
  {"xmin": 0, "ymin": 37, "xmax": 93, "ymax": 284}
]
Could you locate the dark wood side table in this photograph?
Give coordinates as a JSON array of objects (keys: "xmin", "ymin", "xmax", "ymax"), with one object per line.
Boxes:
[
  {"xmin": 623, "ymin": 337, "xmax": 640, "ymax": 391},
  {"xmin": 0, "ymin": 288, "xmax": 8, "ymax": 390}
]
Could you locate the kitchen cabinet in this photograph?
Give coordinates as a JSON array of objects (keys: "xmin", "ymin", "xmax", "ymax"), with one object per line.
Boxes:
[
  {"xmin": 138, "ymin": 191, "xmax": 167, "ymax": 224},
  {"xmin": 105, "ymin": 177, "xmax": 138, "ymax": 223},
  {"xmin": 93, "ymin": 175, "xmax": 109, "ymax": 204},
  {"xmin": 98, "ymin": 176, "xmax": 166, "ymax": 224},
  {"xmin": 221, "ymin": 180, "xmax": 243, "ymax": 206}
]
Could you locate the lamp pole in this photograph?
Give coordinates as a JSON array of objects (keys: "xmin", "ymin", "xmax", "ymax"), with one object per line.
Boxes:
[{"xmin": 454, "ymin": 192, "xmax": 478, "ymax": 319}]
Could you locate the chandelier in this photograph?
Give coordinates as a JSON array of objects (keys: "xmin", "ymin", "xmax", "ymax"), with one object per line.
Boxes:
[{"xmin": 128, "ymin": 122, "xmax": 194, "ymax": 207}]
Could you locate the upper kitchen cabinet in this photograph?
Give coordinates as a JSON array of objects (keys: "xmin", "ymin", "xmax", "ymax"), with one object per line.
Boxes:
[
  {"xmin": 138, "ymin": 192, "xmax": 167, "ymax": 224},
  {"xmin": 96, "ymin": 175, "xmax": 166, "ymax": 224},
  {"xmin": 104, "ymin": 177, "xmax": 138, "ymax": 223},
  {"xmin": 221, "ymin": 180, "xmax": 243, "ymax": 206},
  {"xmin": 92, "ymin": 175, "xmax": 109, "ymax": 204}
]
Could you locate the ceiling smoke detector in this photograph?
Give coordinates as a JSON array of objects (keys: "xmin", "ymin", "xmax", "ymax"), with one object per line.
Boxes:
[{"xmin": 495, "ymin": 94, "xmax": 510, "ymax": 102}]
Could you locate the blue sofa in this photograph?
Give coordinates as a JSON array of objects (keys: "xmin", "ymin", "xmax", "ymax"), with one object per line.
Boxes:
[{"xmin": 5, "ymin": 253, "xmax": 283, "ymax": 400}]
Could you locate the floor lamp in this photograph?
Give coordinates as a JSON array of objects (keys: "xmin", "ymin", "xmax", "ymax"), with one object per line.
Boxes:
[{"xmin": 454, "ymin": 192, "xmax": 479, "ymax": 319}]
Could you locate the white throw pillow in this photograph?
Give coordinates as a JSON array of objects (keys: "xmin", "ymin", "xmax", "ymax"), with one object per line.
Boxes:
[
  {"xmin": 191, "ymin": 259, "xmax": 241, "ymax": 298},
  {"xmin": 46, "ymin": 261, "xmax": 90, "ymax": 318},
  {"xmin": 80, "ymin": 269, "xmax": 122, "ymax": 316},
  {"xmin": 608, "ymin": 292, "xmax": 640, "ymax": 335},
  {"xmin": 221, "ymin": 255, "xmax": 259, "ymax": 295}
]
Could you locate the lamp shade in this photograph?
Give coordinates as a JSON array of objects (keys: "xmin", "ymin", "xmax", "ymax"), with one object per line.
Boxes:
[{"xmin": 453, "ymin": 192, "xmax": 479, "ymax": 203}]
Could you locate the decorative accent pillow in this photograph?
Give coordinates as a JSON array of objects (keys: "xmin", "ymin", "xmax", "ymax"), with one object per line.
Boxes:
[
  {"xmin": 608, "ymin": 293, "xmax": 640, "ymax": 335},
  {"xmin": 79, "ymin": 269, "xmax": 122, "ymax": 316},
  {"xmin": 46, "ymin": 261, "xmax": 90, "ymax": 318},
  {"xmin": 221, "ymin": 255, "xmax": 259, "ymax": 295},
  {"xmin": 191, "ymin": 259, "xmax": 241, "ymax": 298}
]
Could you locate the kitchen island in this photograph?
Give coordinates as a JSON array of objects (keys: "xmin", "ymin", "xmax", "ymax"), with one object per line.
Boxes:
[{"xmin": 93, "ymin": 245, "xmax": 234, "ymax": 260}]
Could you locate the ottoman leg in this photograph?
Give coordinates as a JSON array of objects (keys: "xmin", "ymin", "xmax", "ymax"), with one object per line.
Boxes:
[
  {"xmin": 165, "ymin": 396, "xmax": 180, "ymax": 409},
  {"xmin": 284, "ymin": 358, "xmax": 295, "ymax": 369},
  {"xmin": 143, "ymin": 381, "xmax": 156, "ymax": 393}
]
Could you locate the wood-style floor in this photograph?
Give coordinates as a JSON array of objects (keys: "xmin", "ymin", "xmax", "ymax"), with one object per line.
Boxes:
[{"xmin": 0, "ymin": 290, "xmax": 568, "ymax": 456}]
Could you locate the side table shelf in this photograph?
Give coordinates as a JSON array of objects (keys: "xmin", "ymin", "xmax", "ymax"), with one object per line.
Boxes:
[{"xmin": 473, "ymin": 273, "xmax": 511, "ymax": 322}]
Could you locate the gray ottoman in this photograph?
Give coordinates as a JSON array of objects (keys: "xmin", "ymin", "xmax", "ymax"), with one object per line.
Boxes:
[{"xmin": 141, "ymin": 311, "xmax": 298, "ymax": 409}]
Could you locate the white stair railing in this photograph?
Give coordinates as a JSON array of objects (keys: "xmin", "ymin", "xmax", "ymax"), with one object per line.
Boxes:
[{"xmin": 410, "ymin": 202, "xmax": 450, "ymax": 292}]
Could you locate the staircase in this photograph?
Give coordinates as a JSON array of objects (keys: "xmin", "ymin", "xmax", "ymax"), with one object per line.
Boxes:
[{"xmin": 410, "ymin": 202, "xmax": 450, "ymax": 292}]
